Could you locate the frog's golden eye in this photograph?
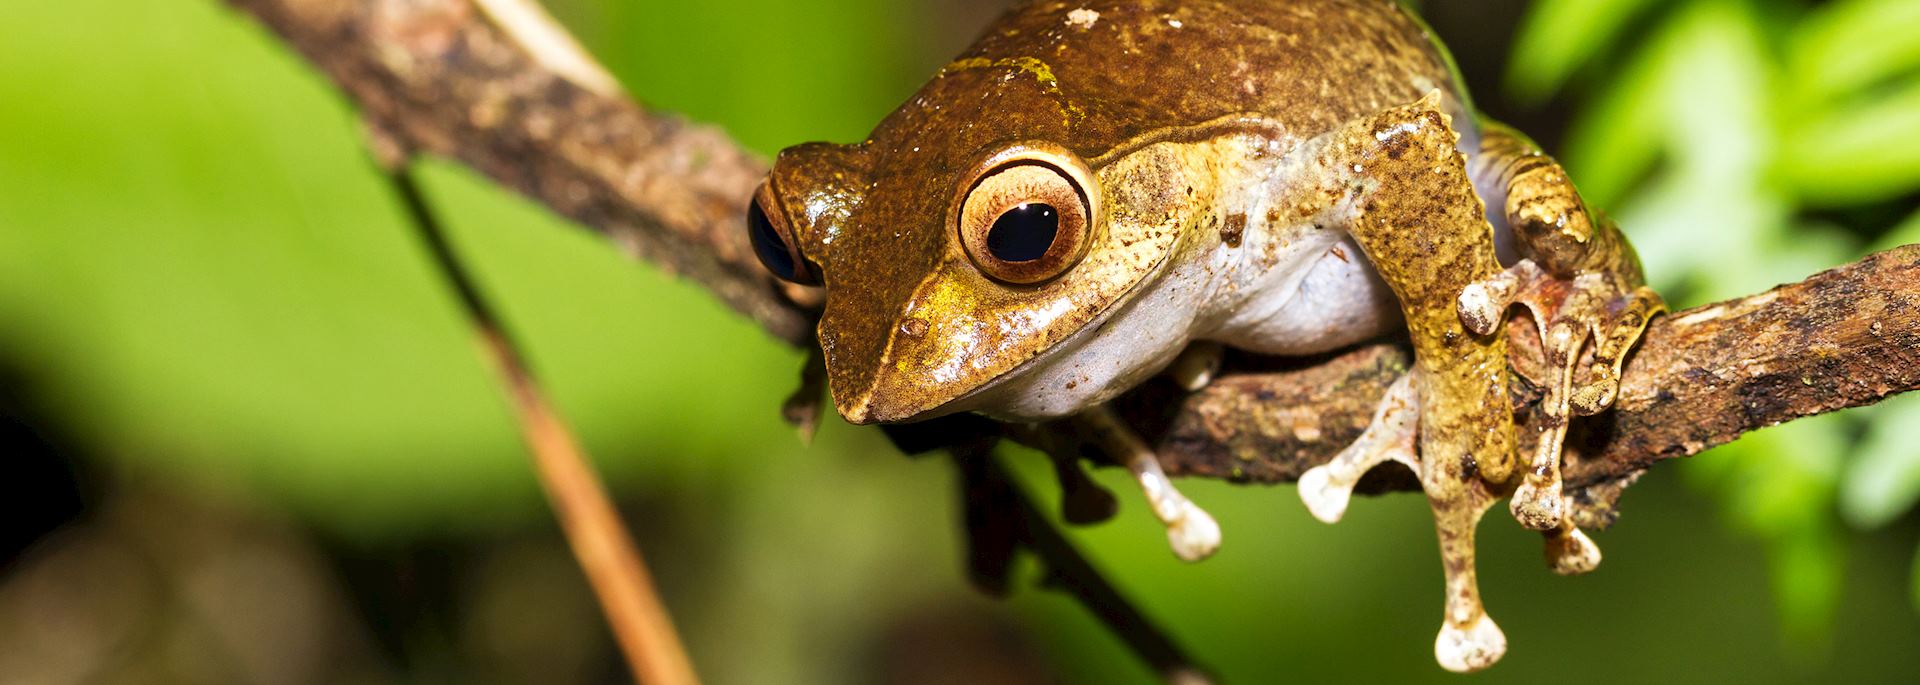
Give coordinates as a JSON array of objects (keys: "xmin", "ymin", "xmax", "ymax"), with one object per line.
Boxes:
[
  {"xmin": 958, "ymin": 148, "xmax": 1095, "ymax": 285},
  {"xmin": 746, "ymin": 180, "xmax": 820, "ymax": 285}
]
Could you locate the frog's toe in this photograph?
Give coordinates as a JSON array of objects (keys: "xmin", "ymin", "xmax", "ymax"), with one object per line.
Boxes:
[
  {"xmin": 1166, "ymin": 502, "xmax": 1223, "ymax": 562},
  {"xmin": 1074, "ymin": 405, "xmax": 1223, "ymax": 562},
  {"xmin": 1297, "ymin": 374, "xmax": 1419, "ymax": 524},
  {"xmin": 1457, "ymin": 265, "xmax": 1526, "ymax": 336},
  {"xmin": 1508, "ymin": 314, "xmax": 1587, "ymax": 531},
  {"xmin": 1544, "ymin": 524, "xmax": 1602, "ymax": 575},
  {"xmin": 1166, "ymin": 341, "xmax": 1224, "ymax": 392},
  {"xmin": 1569, "ymin": 284, "xmax": 1663, "ymax": 416},
  {"xmin": 1052, "ymin": 454, "xmax": 1120, "ymax": 525},
  {"xmin": 1435, "ymin": 612, "xmax": 1507, "ymax": 673},
  {"xmin": 1510, "ymin": 478, "xmax": 1565, "ymax": 531},
  {"xmin": 1297, "ymin": 465, "xmax": 1353, "ymax": 524}
]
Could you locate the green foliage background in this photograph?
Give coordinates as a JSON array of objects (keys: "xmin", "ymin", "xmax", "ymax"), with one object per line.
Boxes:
[{"xmin": 0, "ymin": 0, "xmax": 1916, "ymax": 682}]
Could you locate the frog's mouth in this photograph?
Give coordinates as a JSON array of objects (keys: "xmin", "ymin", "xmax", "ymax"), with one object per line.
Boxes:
[
  {"xmin": 831, "ymin": 257, "xmax": 1164, "ymax": 426},
  {"xmin": 835, "ymin": 322, "xmax": 1097, "ymax": 425}
]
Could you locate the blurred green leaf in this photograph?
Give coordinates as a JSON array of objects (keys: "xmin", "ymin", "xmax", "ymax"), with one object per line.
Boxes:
[
  {"xmin": 1575, "ymin": 1, "xmax": 1785, "ymax": 300},
  {"xmin": 1506, "ymin": 0, "xmax": 1664, "ymax": 104},
  {"xmin": 1779, "ymin": 77, "xmax": 1920, "ymax": 206},
  {"xmin": 1682, "ymin": 415, "xmax": 1846, "ymax": 639},
  {"xmin": 1557, "ymin": 15, "xmax": 1676, "ymax": 208},
  {"xmin": 1784, "ymin": 0, "xmax": 1920, "ymax": 106},
  {"xmin": 1839, "ymin": 395, "xmax": 1920, "ymax": 528},
  {"xmin": 1766, "ymin": 526, "xmax": 1842, "ymax": 653}
]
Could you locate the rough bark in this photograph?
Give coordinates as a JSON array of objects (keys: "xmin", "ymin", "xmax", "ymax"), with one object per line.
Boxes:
[
  {"xmin": 228, "ymin": 0, "xmax": 1920, "ymax": 513},
  {"xmin": 1119, "ymin": 245, "xmax": 1920, "ymax": 520}
]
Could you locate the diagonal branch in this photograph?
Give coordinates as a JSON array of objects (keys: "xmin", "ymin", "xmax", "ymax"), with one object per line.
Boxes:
[{"xmin": 227, "ymin": 0, "xmax": 1920, "ymax": 512}]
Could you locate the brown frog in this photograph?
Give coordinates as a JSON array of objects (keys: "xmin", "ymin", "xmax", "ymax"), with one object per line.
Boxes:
[{"xmin": 744, "ymin": 0, "xmax": 1661, "ymax": 672}]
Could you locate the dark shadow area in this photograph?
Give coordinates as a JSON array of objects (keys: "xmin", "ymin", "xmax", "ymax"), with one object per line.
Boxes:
[{"xmin": 0, "ymin": 360, "xmax": 90, "ymax": 569}]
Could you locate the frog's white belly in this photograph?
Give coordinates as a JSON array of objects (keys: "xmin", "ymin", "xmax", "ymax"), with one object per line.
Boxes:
[{"xmin": 1211, "ymin": 234, "xmax": 1400, "ymax": 355}]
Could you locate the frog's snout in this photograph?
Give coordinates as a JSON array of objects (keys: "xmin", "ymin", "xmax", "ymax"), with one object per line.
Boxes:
[{"xmin": 829, "ymin": 355, "xmax": 960, "ymax": 426}]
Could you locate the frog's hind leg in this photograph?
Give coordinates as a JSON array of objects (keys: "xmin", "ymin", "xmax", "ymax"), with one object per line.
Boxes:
[
  {"xmin": 1306, "ymin": 92, "xmax": 1517, "ymax": 672},
  {"xmin": 1459, "ymin": 121, "xmax": 1665, "ymax": 541},
  {"xmin": 1298, "ymin": 373, "xmax": 1418, "ymax": 524},
  {"xmin": 1073, "ymin": 405, "xmax": 1222, "ymax": 562}
]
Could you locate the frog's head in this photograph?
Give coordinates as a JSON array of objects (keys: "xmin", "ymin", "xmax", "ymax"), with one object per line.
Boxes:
[{"xmin": 745, "ymin": 59, "xmax": 1212, "ymax": 425}]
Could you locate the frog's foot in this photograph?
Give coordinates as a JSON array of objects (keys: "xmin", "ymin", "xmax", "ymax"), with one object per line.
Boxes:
[
  {"xmin": 1166, "ymin": 341, "xmax": 1224, "ymax": 391},
  {"xmin": 1298, "ymin": 373, "xmax": 1418, "ymax": 523},
  {"xmin": 1048, "ymin": 449, "xmax": 1119, "ymax": 525},
  {"xmin": 1430, "ymin": 483, "xmax": 1506, "ymax": 672},
  {"xmin": 1006, "ymin": 422, "xmax": 1119, "ymax": 525},
  {"xmin": 1457, "ymin": 259, "xmax": 1662, "ymax": 531},
  {"xmin": 1543, "ymin": 518, "xmax": 1603, "ymax": 576},
  {"xmin": 1075, "ymin": 405, "xmax": 1221, "ymax": 562}
]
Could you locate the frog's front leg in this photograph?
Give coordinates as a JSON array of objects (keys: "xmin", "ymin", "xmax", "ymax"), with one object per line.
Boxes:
[
  {"xmin": 1459, "ymin": 121, "xmax": 1665, "ymax": 538},
  {"xmin": 1302, "ymin": 93, "xmax": 1517, "ymax": 672},
  {"xmin": 1073, "ymin": 404, "xmax": 1222, "ymax": 562}
]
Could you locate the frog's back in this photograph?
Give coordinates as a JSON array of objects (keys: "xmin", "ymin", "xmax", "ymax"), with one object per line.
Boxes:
[{"xmin": 875, "ymin": 0, "xmax": 1467, "ymax": 162}]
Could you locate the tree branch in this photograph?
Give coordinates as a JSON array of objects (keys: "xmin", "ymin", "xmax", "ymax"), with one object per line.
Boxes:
[
  {"xmin": 230, "ymin": 0, "xmax": 807, "ymax": 345},
  {"xmin": 228, "ymin": 0, "xmax": 1920, "ymax": 515}
]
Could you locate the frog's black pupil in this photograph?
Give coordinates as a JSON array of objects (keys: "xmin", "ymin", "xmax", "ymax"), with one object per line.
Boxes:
[
  {"xmin": 985, "ymin": 203, "xmax": 1059, "ymax": 263},
  {"xmin": 747, "ymin": 198, "xmax": 799, "ymax": 282}
]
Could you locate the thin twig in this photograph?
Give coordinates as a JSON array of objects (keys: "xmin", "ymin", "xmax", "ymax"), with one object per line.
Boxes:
[
  {"xmin": 385, "ymin": 165, "xmax": 699, "ymax": 685},
  {"xmin": 959, "ymin": 448, "xmax": 1214, "ymax": 684}
]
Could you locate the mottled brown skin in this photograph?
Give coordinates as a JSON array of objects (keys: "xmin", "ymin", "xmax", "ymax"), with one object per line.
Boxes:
[
  {"xmin": 761, "ymin": 0, "xmax": 1472, "ymax": 421},
  {"xmin": 753, "ymin": 0, "xmax": 1659, "ymax": 673}
]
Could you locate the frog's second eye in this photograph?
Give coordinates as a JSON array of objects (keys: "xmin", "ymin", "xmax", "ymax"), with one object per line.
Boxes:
[
  {"xmin": 746, "ymin": 181, "xmax": 819, "ymax": 286},
  {"xmin": 959, "ymin": 159, "xmax": 1093, "ymax": 285}
]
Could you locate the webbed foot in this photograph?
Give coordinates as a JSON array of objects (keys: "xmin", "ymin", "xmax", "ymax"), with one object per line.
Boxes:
[{"xmin": 1075, "ymin": 405, "xmax": 1221, "ymax": 562}]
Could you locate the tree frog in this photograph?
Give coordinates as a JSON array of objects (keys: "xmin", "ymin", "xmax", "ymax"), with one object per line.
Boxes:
[{"xmin": 744, "ymin": 0, "xmax": 1660, "ymax": 672}]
